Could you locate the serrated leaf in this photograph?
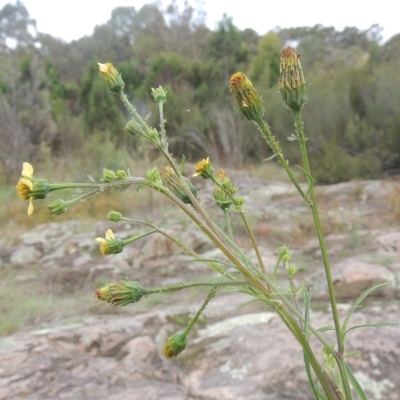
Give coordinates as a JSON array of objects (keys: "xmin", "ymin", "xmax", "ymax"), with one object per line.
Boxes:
[
  {"xmin": 342, "ymin": 282, "xmax": 392, "ymax": 335},
  {"xmin": 345, "ymin": 362, "xmax": 368, "ymax": 400}
]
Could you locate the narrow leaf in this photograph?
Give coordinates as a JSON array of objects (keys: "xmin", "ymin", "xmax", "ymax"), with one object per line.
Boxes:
[
  {"xmin": 345, "ymin": 322, "xmax": 399, "ymax": 336},
  {"xmin": 317, "ymin": 325, "xmax": 336, "ymax": 333},
  {"xmin": 345, "ymin": 362, "xmax": 368, "ymax": 400},
  {"xmin": 236, "ymin": 299, "xmax": 261, "ymax": 311},
  {"xmin": 342, "ymin": 281, "xmax": 392, "ymax": 335}
]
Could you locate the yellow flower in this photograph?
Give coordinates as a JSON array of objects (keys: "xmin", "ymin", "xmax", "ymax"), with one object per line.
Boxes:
[
  {"xmin": 193, "ymin": 157, "xmax": 214, "ymax": 179},
  {"xmin": 95, "ymin": 229, "xmax": 123, "ymax": 255},
  {"xmin": 15, "ymin": 162, "xmax": 35, "ymax": 215}
]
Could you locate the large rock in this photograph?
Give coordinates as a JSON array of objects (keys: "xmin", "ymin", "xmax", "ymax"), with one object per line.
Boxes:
[{"xmin": 311, "ymin": 258, "xmax": 395, "ymax": 300}]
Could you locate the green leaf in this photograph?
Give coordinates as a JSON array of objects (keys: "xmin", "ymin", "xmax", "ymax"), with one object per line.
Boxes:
[
  {"xmin": 223, "ymin": 286, "xmax": 244, "ymax": 293},
  {"xmin": 262, "ymin": 153, "xmax": 278, "ymax": 162},
  {"xmin": 345, "ymin": 362, "xmax": 368, "ymax": 400},
  {"xmin": 303, "ymin": 288, "xmax": 321, "ymax": 399},
  {"xmin": 187, "ymin": 258, "xmax": 234, "ymax": 268},
  {"xmin": 295, "ymin": 165, "xmax": 314, "ymax": 201},
  {"xmin": 342, "ymin": 281, "xmax": 392, "ymax": 336},
  {"xmin": 345, "ymin": 322, "xmax": 399, "ymax": 336},
  {"xmin": 236, "ymin": 299, "xmax": 261, "ymax": 311},
  {"xmin": 317, "ymin": 325, "xmax": 335, "ymax": 333}
]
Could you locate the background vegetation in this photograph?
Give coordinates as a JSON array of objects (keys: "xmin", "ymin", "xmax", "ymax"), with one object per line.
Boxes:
[{"xmin": 1, "ymin": 1, "xmax": 400, "ymax": 186}]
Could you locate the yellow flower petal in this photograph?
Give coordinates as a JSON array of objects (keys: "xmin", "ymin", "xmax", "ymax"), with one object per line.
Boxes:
[
  {"xmin": 21, "ymin": 178, "xmax": 33, "ymax": 190},
  {"xmin": 22, "ymin": 162, "xmax": 33, "ymax": 179},
  {"xmin": 27, "ymin": 198, "xmax": 34, "ymax": 215},
  {"xmin": 105, "ymin": 229, "xmax": 114, "ymax": 240},
  {"xmin": 98, "ymin": 63, "xmax": 108, "ymax": 72},
  {"xmin": 95, "ymin": 238, "xmax": 106, "ymax": 243}
]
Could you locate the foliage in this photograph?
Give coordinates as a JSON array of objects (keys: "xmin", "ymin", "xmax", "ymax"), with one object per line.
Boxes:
[{"xmin": 0, "ymin": 1, "xmax": 400, "ymax": 182}]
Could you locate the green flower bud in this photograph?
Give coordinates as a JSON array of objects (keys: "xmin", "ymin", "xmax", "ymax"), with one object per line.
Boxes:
[
  {"xmin": 279, "ymin": 47, "xmax": 307, "ymax": 112},
  {"xmin": 163, "ymin": 331, "xmax": 188, "ymax": 358},
  {"xmin": 47, "ymin": 199, "xmax": 68, "ymax": 216},
  {"xmin": 229, "ymin": 72, "xmax": 265, "ymax": 121},
  {"xmin": 151, "ymin": 86, "xmax": 167, "ymax": 104},
  {"xmin": 98, "ymin": 62, "xmax": 125, "ymax": 94},
  {"xmin": 101, "ymin": 168, "xmax": 117, "ymax": 183},
  {"xmin": 278, "ymin": 246, "xmax": 291, "ymax": 263},
  {"xmin": 160, "ymin": 166, "xmax": 198, "ymax": 204},
  {"xmin": 146, "ymin": 167, "xmax": 163, "ymax": 189},
  {"xmin": 116, "ymin": 170, "xmax": 127, "ymax": 180},
  {"xmin": 124, "ymin": 119, "xmax": 144, "ymax": 137},
  {"xmin": 108, "ymin": 210, "xmax": 123, "ymax": 223},
  {"xmin": 213, "ymin": 170, "xmax": 235, "ymax": 210}
]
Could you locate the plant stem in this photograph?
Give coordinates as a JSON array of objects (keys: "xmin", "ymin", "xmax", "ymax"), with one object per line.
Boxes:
[
  {"xmin": 256, "ymin": 119, "xmax": 307, "ymax": 200},
  {"xmin": 292, "ymin": 110, "xmax": 352, "ymax": 400},
  {"xmin": 182, "ymin": 287, "xmax": 217, "ymax": 336},
  {"xmin": 239, "ymin": 210, "xmax": 267, "ymax": 275}
]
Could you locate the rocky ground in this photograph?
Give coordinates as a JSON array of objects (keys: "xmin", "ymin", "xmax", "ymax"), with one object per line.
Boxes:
[{"xmin": 1, "ymin": 172, "xmax": 400, "ymax": 399}]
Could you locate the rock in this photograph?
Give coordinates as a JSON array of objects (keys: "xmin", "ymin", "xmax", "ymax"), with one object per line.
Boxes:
[
  {"xmin": 10, "ymin": 245, "xmax": 42, "ymax": 266},
  {"xmin": 311, "ymin": 258, "xmax": 395, "ymax": 300}
]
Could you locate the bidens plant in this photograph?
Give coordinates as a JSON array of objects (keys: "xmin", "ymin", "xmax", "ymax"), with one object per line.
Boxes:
[{"xmin": 17, "ymin": 49, "xmax": 397, "ymax": 400}]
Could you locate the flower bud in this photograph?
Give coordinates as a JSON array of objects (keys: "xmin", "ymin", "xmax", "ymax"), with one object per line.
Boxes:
[
  {"xmin": 98, "ymin": 62, "xmax": 125, "ymax": 94},
  {"xmin": 278, "ymin": 246, "xmax": 291, "ymax": 263},
  {"xmin": 229, "ymin": 72, "xmax": 265, "ymax": 121},
  {"xmin": 101, "ymin": 168, "xmax": 117, "ymax": 183},
  {"xmin": 146, "ymin": 167, "xmax": 163, "ymax": 189},
  {"xmin": 279, "ymin": 47, "xmax": 307, "ymax": 112},
  {"xmin": 95, "ymin": 280, "xmax": 148, "ymax": 306},
  {"xmin": 163, "ymin": 331, "xmax": 188, "ymax": 358},
  {"xmin": 124, "ymin": 119, "xmax": 144, "ymax": 137},
  {"xmin": 47, "ymin": 199, "xmax": 68, "ymax": 216},
  {"xmin": 116, "ymin": 170, "xmax": 127, "ymax": 180},
  {"xmin": 160, "ymin": 166, "xmax": 198, "ymax": 204},
  {"xmin": 151, "ymin": 86, "xmax": 167, "ymax": 105},
  {"xmin": 107, "ymin": 210, "xmax": 123, "ymax": 223},
  {"xmin": 213, "ymin": 170, "xmax": 235, "ymax": 210}
]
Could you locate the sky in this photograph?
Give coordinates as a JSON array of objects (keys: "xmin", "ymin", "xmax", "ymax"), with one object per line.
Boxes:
[{"xmin": 1, "ymin": 0, "xmax": 398, "ymax": 43}]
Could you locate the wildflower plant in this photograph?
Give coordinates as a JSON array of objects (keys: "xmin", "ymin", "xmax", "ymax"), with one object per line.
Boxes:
[{"xmin": 17, "ymin": 49, "xmax": 398, "ymax": 400}]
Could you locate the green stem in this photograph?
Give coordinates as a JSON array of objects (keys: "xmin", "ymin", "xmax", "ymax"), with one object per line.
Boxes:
[
  {"xmin": 224, "ymin": 209, "xmax": 235, "ymax": 245},
  {"xmin": 275, "ymin": 305, "xmax": 342, "ymax": 400},
  {"xmin": 49, "ymin": 183, "xmax": 99, "ymax": 191},
  {"xmin": 182, "ymin": 287, "xmax": 217, "ymax": 337},
  {"xmin": 292, "ymin": 111, "xmax": 351, "ymax": 400},
  {"xmin": 120, "ymin": 217, "xmax": 229, "ymax": 276},
  {"xmin": 256, "ymin": 119, "xmax": 307, "ymax": 200},
  {"xmin": 147, "ymin": 280, "xmax": 254, "ymax": 295},
  {"xmin": 239, "ymin": 210, "xmax": 267, "ymax": 276},
  {"xmin": 121, "ymin": 229, "xmax": 157, "ymax": 246}
]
